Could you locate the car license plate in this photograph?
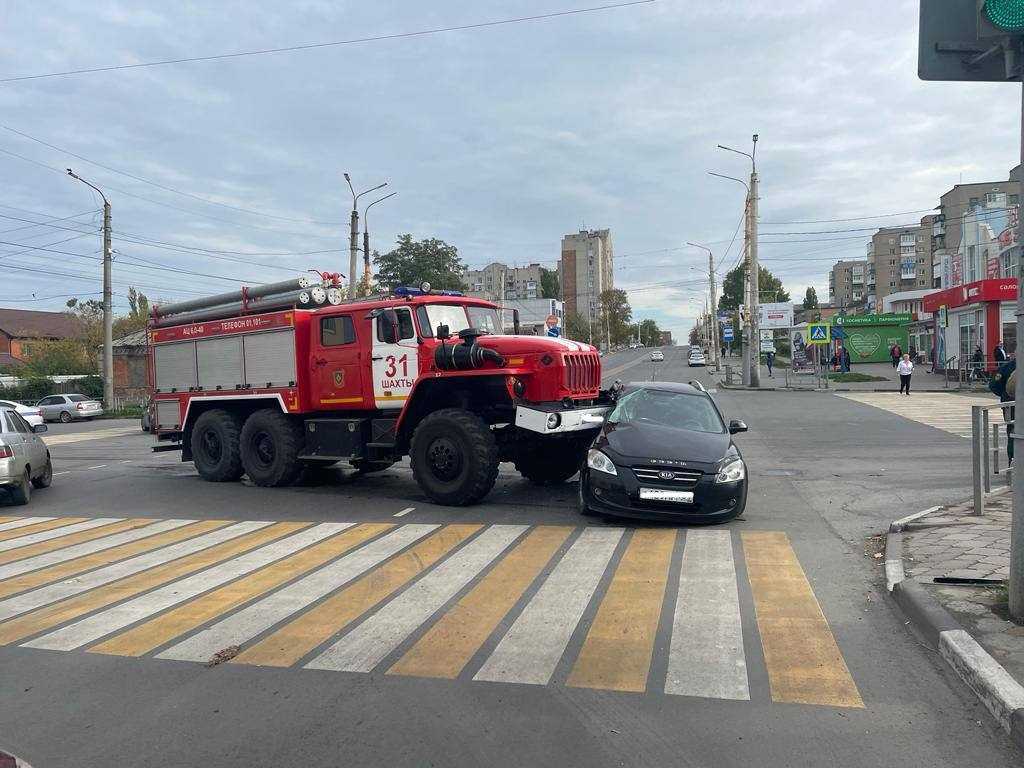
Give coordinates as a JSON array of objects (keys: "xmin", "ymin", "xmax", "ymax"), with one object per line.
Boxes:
[{"xmin": 639, "ymin": 488, "xmax": 693, "ymax": 503}]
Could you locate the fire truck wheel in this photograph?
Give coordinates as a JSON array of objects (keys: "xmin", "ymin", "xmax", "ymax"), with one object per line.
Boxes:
[
  {"xmin": 191, "ymin": 410, "xmax": 244, "ymax": 482},
  {"xmin": 410, "ymin": 408, "xmax": 499, "ymax": 506},
  {"xmin": 240, "ymin": 409, "xmax": 304, "ymax": 487},
  {"xmin": 514, "ymin": 437, "xmax": 589, "ymax": 485}
]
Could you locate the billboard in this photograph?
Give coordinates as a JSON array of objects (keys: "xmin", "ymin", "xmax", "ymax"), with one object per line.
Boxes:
[{"xmin": 758, "ymin": 302, "xmax": 794, "ymax": 329}]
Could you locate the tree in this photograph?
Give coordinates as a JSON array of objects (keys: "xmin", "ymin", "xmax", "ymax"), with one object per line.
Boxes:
[
  {"xmin": 802, "ymin": 286, "xmax": 819, "ymax": 310},
  {"xmin": 372, "ymin": 235, "xmax": 467, "ymax": 292},
  {"xmin": 598, "ymin": 289, "xmax": 633, "ymax": 346},
  {"xmin": 719, "ymin": 264, "xmax": 790, "ymax": 310},
  {"xmin": 564, "ymin": 312, "xmax": 592, "ymax": 343},
  {"xmin": 540, "ymin": 267, "xmax": 560, "ymax": 299},
  {"xmin": 17, "ymin": 339, "xmax": 96, "ymax": 375},
  {"xmin": 638, "ymin": 318, "xmax": 661, "ymax": 347},
  {"xmin": 688, "ymin": 327, "xmax": 700, "ymax": 346}
]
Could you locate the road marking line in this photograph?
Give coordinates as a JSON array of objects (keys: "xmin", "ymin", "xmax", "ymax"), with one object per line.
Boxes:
[
  {"xmin": 120, "ymin": 460, "xmax": 132, "ymax": 464},
  {"xmin": 566, "ymin": 528, "xmax": 675, "ymax": 693},
  {"xmin": 393, "ymin": 507, "xmax": 415, "ymax": 517},
  {"xmin": 0, "ymin": 518, "xmax": 75, "ymax": 541},
  {"xmin": 307, "ymin": 525, "xmax": 527, "ymax": 673},
  {"xmin": 473, "ymin": 527, "xmax": 624, "ymax": 686},
  {"xmin": 388, "ymin": 526, "xmax": 572, "ymax": 680},
  {"xmin": 28, "ymin": 523, "xmax": 350, "ymax": 651},
  {"xmin": 0, "ymin": 520, "xmax": 212, "ymax": 599},
  {"xmin": 90, "ymin": 523, "xmax": 391, "ymax": 657},
  {"xmin": 0, "ymin": 518, "xmax": 55, "ymax": 533},
  {"xmin": 53, "ymin": 472, "xmax": 69, "ymax": 476},
  {"xmin": 0, "ymin": 521, "xmax": 280, "ymax": 643},
  {"xmin": 86, "ymin": 465, "xmax": 108, "ymax": 470},
  {"xmin": 0, "ymin": 518, "xmax": 119, "ymax": 551},
  {"xmin": 42, "ymin": 427, "xmax": 139, "ymax": 446},
  {"xmin": 0, "ymin": 519, "xmax": 154, "ymax": 568},
  {"xmin": 158, "ymin": 524, "xmax": 436, "ymax": 663},
  {"xmin": 233, "ymin": 524, "xmax": 478, "ymax": 668},
  {"xmin": 742, "ymin": 531, "xmax": 863, "ymax": 708},
  {"xmin": 665, "ymin": 530, "xmax": 749, "ymax": 700}
]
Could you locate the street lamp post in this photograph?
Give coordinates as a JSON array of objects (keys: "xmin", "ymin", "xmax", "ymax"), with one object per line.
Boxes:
[
  {"xmin": 687, "ymin": 241, "xmax": 719, "ymax": 371},
  {"xmin": 66, "ymin": 169, "xmax": 113, "ymax": 410},
  {"xmin": 344, "ymin": 173, "xmax": 387, "ymax": 299},
  {"xmin": 361, "ymin": 191, "xmax": 397, "ymax": 295},
  {"xmin": 708, "ymin": 170, "xmax": 752, "ymax": 385}
]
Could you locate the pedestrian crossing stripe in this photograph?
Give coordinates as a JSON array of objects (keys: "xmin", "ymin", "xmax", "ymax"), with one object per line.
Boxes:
[
  {"xmin": 835, "ymin": 392, "xmax": 1005, "ymax": 438},
  {"xmin": 0, "ymin": 515, "xmax": 863, "ymax": 708}
]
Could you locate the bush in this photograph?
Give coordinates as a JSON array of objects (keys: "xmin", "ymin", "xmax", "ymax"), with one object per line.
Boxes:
[{"xmin": 0, "ymin": 375, "xmax": 103, "ymax": 404}]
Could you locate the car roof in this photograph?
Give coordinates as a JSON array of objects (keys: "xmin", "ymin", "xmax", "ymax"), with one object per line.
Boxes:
[{"xmin": 623, "ymin": 381, "xmax": 708, "ymax": 396}]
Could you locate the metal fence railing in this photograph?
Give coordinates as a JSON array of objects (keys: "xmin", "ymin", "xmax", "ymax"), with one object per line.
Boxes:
[{"xmin": 971, "ymin": 401, "xmax": 1014, "ymax": 515}]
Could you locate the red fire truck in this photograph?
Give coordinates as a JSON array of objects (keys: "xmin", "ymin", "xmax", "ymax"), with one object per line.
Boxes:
[{"xmin": 147, "ymin": 279, "xmax": 609, "ymax": 505}]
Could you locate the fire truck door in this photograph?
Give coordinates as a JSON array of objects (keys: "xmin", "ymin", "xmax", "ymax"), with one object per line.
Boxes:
[
  {"xmin": 371, "ymin": 307, "xmax": 418, "ymax": 410},
  {"xmin": 313, "ymin": 314, "xmax": 366, "ymax": 408}
]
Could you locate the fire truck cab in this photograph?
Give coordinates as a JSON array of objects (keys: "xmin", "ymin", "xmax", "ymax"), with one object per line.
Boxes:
[{"xmin": 149, "ymin": 285, "xmax": 609, "ymax": 505}]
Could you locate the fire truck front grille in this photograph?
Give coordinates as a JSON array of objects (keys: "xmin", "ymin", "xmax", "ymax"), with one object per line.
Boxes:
[{"xmin": 563, "ymin": 353, "xmax": 600, "ymax": 394}]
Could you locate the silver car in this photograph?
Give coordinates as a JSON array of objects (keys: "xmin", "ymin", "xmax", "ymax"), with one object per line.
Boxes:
[
  {"xmin": 0, "ymin": 399, "xmax": 44, "ymax": 427},
  {"xmin": 36, "ymin": 393, "xmax": 104, "ymax": 423},
  {"xmin": 0, "ymin": 408, "xmax": 52, "ymax": 505}
]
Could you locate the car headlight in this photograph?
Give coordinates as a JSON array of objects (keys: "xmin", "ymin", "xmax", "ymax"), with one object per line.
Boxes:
[
  {"xmin": 715, "ymin": 456, "xmax": 745, "ymax": 484},
  {"xmin": 586, "ymin": 449, "xmax": 617, "ymax": 476}
]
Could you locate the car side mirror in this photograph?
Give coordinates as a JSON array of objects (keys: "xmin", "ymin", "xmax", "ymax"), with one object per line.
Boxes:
[
  {"xmin": 33, "ymin": 424, "xmax": 48, "ymax": 434},
  {"xmin": 367, "ymin": 308, "xmax": 399, "ymax": 344},
  {"xmin": 728, "ymin": 419, "xmax": 747, "ymax": 434},
  {"xmin": 436, "ymin": 324, "xmax": 451, "ymax": 340}
]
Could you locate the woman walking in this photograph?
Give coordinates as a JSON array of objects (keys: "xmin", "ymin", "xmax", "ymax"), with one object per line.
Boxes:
[{"xmin": 897, "ymin": 353, "xmax": 914, "ymax": 395}]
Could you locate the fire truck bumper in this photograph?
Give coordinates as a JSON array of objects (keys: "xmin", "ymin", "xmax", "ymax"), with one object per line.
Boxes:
[{"xmin": 514, "ymin": 405, "xmax": 610, "ymax": 434}]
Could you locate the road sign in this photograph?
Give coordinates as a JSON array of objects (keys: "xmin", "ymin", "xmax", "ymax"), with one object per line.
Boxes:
[
  {"xmin": 722, "ymin": 326, "xmax": 734, "ymax": 342},
  {"xmin": 918, "ymin": 0, "xmax": 1018, "ymax": 82},
  {"xmin": 807, "ymin": 323, "xmax": 831, "ymax": 344}
]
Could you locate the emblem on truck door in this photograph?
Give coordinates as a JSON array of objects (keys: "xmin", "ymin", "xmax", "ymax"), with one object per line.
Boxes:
[{"xmin": 333, "ymin": 370, "xmax": 345, "ymax": 387}]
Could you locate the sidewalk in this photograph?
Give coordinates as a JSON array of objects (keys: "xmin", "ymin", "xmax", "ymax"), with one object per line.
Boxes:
[
  {"xmin": 888, "ymin": 492, "xmax": 1024, "ymax": 747},
  {"xmin": 718, "ymin": 358, "xmax": 989, "ymax": 393}
]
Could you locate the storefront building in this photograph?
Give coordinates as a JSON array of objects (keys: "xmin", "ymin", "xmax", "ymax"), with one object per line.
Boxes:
[
  {"xmin": 922, "ymin": 278, "xmax": 1018, "ymax": 371},
  {"xmin": 831, "ymin": 313, "xmax": 910, "ymax": 363}
]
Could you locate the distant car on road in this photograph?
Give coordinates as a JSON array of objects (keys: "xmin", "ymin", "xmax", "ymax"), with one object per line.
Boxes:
[
  {"xmin": 688, "ymin": 349, "xmax": 706, "ymax": 367},
  {"xmin": 0, "ymin": 399, "xmax": 44, "ymax": 427},
  {"xmin": 0, "ymin": 407, "xmax": 52, "ymax": 505},
  {"xmin": 578, "ymin": 382, "xmax": 748, "ymax": 523},
  {"xmin": 36, "ymin": 393, "xmax": 104, "ymax": 423},
  {"xmin": 650, "ymin": 350, "xmax": 665, "ymax": 362}
]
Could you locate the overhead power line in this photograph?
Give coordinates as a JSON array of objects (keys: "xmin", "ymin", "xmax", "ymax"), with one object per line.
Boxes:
[{"xmin": 0, "ymin": 1, "xmax": 655, "ymax": 83}]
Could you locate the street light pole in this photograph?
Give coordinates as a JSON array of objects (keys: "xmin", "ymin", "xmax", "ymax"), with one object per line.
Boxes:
[
  {"xmin": 361, "ymin": 191, "xmax": 397, "ymax": 295},
  {"xmin": 67, "ymin": 169, "xmax": 113, "ymax": 410},
  {"xmin": 708, "ymin": 170, "xmax": 752, "ymax": 384},
  {"xmin": 1011, "ymin": 81, "xmax": 1024, "ymax": 620},
  {"xmin": 344, "ymin": 173, "xmax": 387, "ymax": 299},
  {"xmin": 688, "ymin": 241, "xmax": 719, "ymax": 371}
]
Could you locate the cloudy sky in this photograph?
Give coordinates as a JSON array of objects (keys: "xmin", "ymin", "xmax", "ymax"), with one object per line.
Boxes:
[{"xmin": 1, "ymin": 0, "xmax": 1021, "ymax": 340}]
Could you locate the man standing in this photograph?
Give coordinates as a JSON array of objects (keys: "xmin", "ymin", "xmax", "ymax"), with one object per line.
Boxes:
[
  {"xmin": 839, "ymin": 344, "xmax": 851, "ymax": 373},
  {"xmin": 765, "ymin": 350, "xmax": 775, "ymax": 378},
  {"xmin": 995, "ymin": 341, "xmax": 1009, "ymax": 364},
  {"xmin": 990, "ymin": 357, "xmax": 1017, "ymax": 464}
]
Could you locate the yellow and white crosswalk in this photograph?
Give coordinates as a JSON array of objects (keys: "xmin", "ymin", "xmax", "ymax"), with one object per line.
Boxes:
[
  {"xmin": 0, "ymin": 515, "xmax": 863, "ymax": 708},
  {"xmin": 836, "ymin": 392, "xmax": 1005, "ymax": 438}
]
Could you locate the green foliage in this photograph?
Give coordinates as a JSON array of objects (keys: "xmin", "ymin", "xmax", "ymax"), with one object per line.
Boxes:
[
  {"xmin": 719, "ymin": 264, "xmax": 790, "ymax": 310},
  {"xmin": 638, "ymin": 319, "xmax": 661, "ymax": 347},
  {"xmin": 598, "ymin": 289, "xmax": 633, "ymax": 346},
  {"xmin": 17, "ymin": 339, "xmax": 96, "ymax": 376},
  {"xmin": 564, "ymin": 312, "xmax": 592, "ymax": 343},
  {"xmin": 803, "ymin": 286, "xmax": 819, "ymax": 310},
  {"xmin": 540, "ymin": 267, "xmax": 560, "ymax": 299},
  {"xmin": 372, "ymin": 235, "xmax": 467, "ymax": 292},
  {"xmin": 0, "ymin": 375, "xmax": 102, "ymax": 403}
]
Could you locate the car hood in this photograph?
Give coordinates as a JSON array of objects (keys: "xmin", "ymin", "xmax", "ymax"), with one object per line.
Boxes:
[{"xmin": 597, "ymin": 421, "xmax": 731, "ymax": 467}]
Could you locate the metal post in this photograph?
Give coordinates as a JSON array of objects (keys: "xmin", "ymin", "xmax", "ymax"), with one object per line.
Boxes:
[
  {"xmin": 101, "ymin": 200, "xmax": 113, "ymax": 410},
  {"xmin": 742, "ymin": 205, "xmax": 751, "ymax": 386},
  {"xmin": 348, "ymin": 207, "xmax": 359, "ymax": 299},
  {"xmin": 994, "ymin": 423, "xmax": 1001, "ymax": 480},
  {"xmin": 983, "ymin": 409, "xmax": 992, "ymax": 493},
  {"xmin": 1011, "ymin": 78, "xmax": 1024, "ymax": 619},
  {"xmin": 973, "ymin": 405, "xmax": 985, "ymax": 517},
  {"xmin": 749, "ymin": 136, "xmax": 760, "ymax": 388}
]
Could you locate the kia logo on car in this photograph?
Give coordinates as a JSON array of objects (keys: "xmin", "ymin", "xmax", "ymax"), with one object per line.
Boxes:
[{"xmin": 658, "ymin": 470, "xmax": 675, "ymax": 480}]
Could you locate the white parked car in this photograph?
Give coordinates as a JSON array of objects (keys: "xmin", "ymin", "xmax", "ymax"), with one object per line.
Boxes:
[
  {"xmin": 36, "ymin": 393, "xmax": 104, "ymax": 423},
  {"xmin": 650, "ymin": 350, "xmax": 665, "ymax": 362},
  {"xmin": 0, "ymin": 400, "xmax": 44, "ymax": 428},
  {"xmin": 688, "ymin": 349, "xmax": 707, "ymax": 367},
  {"xmin": 0, "ymin": 407, "xmax": 51, "ymax": 505}
]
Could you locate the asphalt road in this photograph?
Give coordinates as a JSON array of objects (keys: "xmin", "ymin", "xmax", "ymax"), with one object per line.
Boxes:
[{"xmin": 0, "ymin": 348, "xmax": 1018, "ymax": 767}]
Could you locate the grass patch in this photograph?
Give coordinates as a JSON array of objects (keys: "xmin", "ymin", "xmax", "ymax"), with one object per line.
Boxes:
[{"xmin": 826, "ymin": 372, "xmax": 889, "ymax": 383}]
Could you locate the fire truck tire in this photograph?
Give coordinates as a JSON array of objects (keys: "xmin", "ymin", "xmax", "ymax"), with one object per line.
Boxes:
[
  {"xmin": 191, "ymin": 410, "xmax": 244, "ymax": 482},
  {"xmin": 240, "ymin": 409, "xmax": 304, "ymax": 487},
  {"xmin": 410, "ymin": 408, "xmax": 499, "ymax": 506},
  {"xmin": 514, "ymin": 438, "xmax": 588, "ymax": 485}
]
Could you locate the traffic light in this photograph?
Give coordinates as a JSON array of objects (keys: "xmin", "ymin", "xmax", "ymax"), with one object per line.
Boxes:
[{"xmin": 983, "ymin": 0, "xmax": 1024, "ymax": 32}]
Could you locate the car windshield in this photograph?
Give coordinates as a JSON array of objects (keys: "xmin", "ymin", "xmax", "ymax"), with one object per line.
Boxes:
[
  {"xmin": 423, "ymin": 304, "xmax": 500, "ymax": 336},
  {"xmin": 467, "ymin": 306, "xmax": 501, "ymax": 334},
  {"xmin": 607, "ymin": 388, "xmax": 725, "ymax": 433},
  {"xmin": 68, "ymin": 394, "xmax": 92, "ymax": 402}
]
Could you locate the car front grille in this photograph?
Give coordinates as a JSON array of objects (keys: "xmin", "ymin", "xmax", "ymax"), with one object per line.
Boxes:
[
  {"xmin": 632, "ymin": 467, "xmax": 702, "ymax": 487},
  {"xmin": 563, "ymin": 353, "xmax": 600, "ymax": 394}
]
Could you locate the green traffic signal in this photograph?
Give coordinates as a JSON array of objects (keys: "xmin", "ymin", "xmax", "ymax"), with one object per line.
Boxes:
[{"xmin": 985, "ymin": 0, "xmax": 1024, "ymax": 31}]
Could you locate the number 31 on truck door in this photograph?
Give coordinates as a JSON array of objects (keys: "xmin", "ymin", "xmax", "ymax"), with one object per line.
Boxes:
[{"xmin": 372, "ymin": 307, "xmax": 419, "ymax": 409}]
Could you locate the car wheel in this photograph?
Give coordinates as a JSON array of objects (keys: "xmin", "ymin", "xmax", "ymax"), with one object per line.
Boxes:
[
  {"xmin": 577, "ymin": 476, "xmax": 598, "ymax": 517},
  {"xmin": 239, "ymin": 409, "xmax": 304, "ymax": 487},
  {"xmin": 59, "ymin": 411, "xmax": 73, "ymax": 423},
  {"xmin": 9, "ymin": 470, "xmax": 31, "ymax": 505},
  {"xmin": 191, "ymin": 409, "xmax": 244, "ymax": 482},
  {"xmin": 31, "ymin": 456, "xmax": 53, "ymax": 489},
  {"xmin": 410, "ymin": 408, "xmax": 499, "ymax": 506},
  {"xmin": 514, "ymin": 436, "xmax": 589, "ymax": 485}
]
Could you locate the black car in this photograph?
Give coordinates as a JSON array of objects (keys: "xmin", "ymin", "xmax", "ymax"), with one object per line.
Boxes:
[{"xmin": 578, "ymin": 381, "xmax": 748, "ymax": 523}]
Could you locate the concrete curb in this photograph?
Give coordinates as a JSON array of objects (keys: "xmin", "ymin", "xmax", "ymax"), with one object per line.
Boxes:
[{"xmin": 886, "ymin": 515, "xmax": 1024, "ymax": 751}]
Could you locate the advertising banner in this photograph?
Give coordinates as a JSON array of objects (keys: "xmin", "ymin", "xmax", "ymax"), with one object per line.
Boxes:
[{"xmin": 758, "ymin": 302, "xmax": 794, "ymax": 329}]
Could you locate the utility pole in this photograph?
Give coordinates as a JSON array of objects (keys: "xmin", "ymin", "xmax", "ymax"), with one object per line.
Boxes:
[
  {"xmin": 749, "ymin": 134, "xmax": 760, "ymax": 388},
  {"xmin": 361, "ymin": 191, "xmax": 397, "ymax": 295},
  {"xmin": 742, "ymin": 203, "xmax": 752, "ymax": 386},
  {"xmin": 67, "ymin": 169, "xmax": 113, "ymax": 410},
  {"xmin": 1013, "ymin": 79, "xmax": 1024, "ymax": 620},
  {"xmin": 688, "ymin": 241, "xmax": 719, "ymax": 370},
  {"xmin": 344, "ymin": 173, "xmax": 387, "ymax": 299}
]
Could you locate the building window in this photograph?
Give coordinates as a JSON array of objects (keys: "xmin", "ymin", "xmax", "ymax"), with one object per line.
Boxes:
[{"xmin": 889, "ymin": 281, "xmax": 896, "ymax": 287}]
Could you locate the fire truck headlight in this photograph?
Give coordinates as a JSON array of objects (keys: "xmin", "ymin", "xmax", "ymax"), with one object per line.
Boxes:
[
  {"xmin": 420, "ymin": 281, "xmax": 432, "ymax": 293},
  {"xmin": 546, "ymin": 413, "xmax": 561, "ymax": 430}
]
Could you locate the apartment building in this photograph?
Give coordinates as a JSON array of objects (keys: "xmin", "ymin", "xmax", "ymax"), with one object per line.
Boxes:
[
  {"xmin": 464, "ymin": 262, "xmax": 543, "ymax": 302},
  {"xmin": 868, "ymin": 224, "xmax": 931, "ymax": 305},
  {"xmin": 559, "ymin": 229, "xmax": 613, "ymax": 320},
  {"xmin": 828, "ymin": 259, "xmax": 867, "ymax": 309}
]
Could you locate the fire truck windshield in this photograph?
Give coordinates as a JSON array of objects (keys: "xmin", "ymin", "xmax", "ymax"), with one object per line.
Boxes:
[{"xmin": 422, "ymin": 304, "xmax": 499, "ymax": 336}]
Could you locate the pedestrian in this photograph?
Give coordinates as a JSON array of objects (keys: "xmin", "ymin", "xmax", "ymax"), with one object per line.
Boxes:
[
  {"xmin": 830, "ymin": 351, "xmax": 838, "ymax": 372},
  {"xmin": 765, "ymin": 350, "xmax": 775, "ymax": 378},
  {"xmin": 839, "ymin": 345, "xmax": 851, "ymax": 373},
  {"xmin": 994, "ymin": 341, "xmax": 1008, "ymax": 363},
  {"xmin": 891, "ymin": 343, "xmax": 903, "ymax": 368},
  {"xmin": 971, "ymin": 345, "xmax": 985, "ymax": 380},
  {"xmin": 897, "ymin": 353, "xmax": 913, "ymax": 395},
  {"xmin": 990, "ymin": 358, "xmax": 1017, "ymax": 464},
  {"xmin": 909, "ymin": 345, "xmax": 917, "ymax": 364}
]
